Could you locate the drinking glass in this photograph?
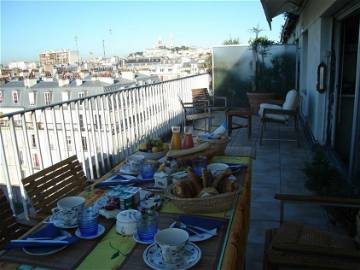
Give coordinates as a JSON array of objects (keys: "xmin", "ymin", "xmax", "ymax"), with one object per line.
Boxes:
[
  {"xmin": 136, "ymin": 209, "xmax": 158, "ymax": 242},
  {"xmin": 78, "ymin": 207, "xmax": 99, "ymax": 237},
  {"xmin": 192, "ymin": 156, "xmax": 207, "ymax": 176},
  {"xmin": 141, "ymin": 161, "xmax": 156, "ymax": 179}
]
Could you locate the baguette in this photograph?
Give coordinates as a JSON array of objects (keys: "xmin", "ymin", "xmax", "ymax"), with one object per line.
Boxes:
[
  {"xmin": 211, "ymin": 169, "xmax": 232, "ymax": 188},
  {"xmin": 187, "ymin": 167, "xmax": 203, "ymax": 190},
  {"xmin": 167, "ymin": 143, "xmax": 210, "ymax": 158},
  {"xmin": 172, "ymin": 179, "xmax": 199, "ymax": 198},
  {"xmin": 201, "ymin": 168, "xmax": 210, "ymax": 188},
  {"xmin": 217, "ymin": 178, "xmax": 237, "ymax": 193}
]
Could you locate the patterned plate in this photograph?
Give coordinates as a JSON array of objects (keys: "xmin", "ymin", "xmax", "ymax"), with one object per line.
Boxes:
[{"xmin": 143, "ymin": 242, "xmax": 201, "ymax": 270}]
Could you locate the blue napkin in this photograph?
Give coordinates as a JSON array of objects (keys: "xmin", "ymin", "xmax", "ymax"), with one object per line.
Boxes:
[
  {"xmin": 95, "ymin": 175, "xmax": 154, "ymax": 189},
  {"xmin": 176, "ymin": 216, "xmax": 225, "ymax": 236},
  {"xmin": 6, "ymin": 223, "xmax": 78, "ymax": 249}
]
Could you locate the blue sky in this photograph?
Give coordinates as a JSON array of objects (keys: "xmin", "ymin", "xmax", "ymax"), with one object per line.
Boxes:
[{"xmin": 1, "ymin": 0, "xmax": 284, "ymax": 64}]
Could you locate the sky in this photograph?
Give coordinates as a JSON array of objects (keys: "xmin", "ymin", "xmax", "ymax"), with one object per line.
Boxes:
[{"xmin": 0, "ymin": 0, "xmax": 285, "ymax": 65}]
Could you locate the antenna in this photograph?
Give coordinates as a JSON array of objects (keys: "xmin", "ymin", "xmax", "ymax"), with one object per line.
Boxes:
[
  {"xmin": 102, "ymin": 40, "xmax": 106, "ymax": 58},
  {"xmin": 74, "ymin": 35, "xmax": 79, "ymax": 51}
]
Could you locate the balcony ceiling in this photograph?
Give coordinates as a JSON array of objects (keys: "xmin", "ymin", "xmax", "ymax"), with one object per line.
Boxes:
[{"xmin": 261, "ymin": 0, "xmax": 304, "ymax": 28}]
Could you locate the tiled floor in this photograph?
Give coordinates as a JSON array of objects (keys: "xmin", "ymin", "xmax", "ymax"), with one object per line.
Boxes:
[{"xmin": 204, "ymin": 111, "xmax": 338, "ymax": 269}]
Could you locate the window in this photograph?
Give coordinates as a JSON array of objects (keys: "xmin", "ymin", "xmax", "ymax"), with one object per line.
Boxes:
[
  {"xmin": 0, "ymin": 91, "xmax": 3, "ymax": 103},
  {"xmin": 29, "ymin": 92, "xmax": 36, "ymax": 106},
  {"xmin": 81, "ymin": 136, "xmax": 88, "ymax": 151},
  {"xmin": 32, "ymin": 153, "xmax": 40, "ymax": 168},
  {"xmin": 19, "ymin": 150, "xmax": 24, "ymax": 164},
  {"xmin": 78, "ymin": 91, "xmax": 86, "ymax": 98},
  {"xmin": 79, "ymin": 114, "xmax": 84, "ymax": 129},
  {"xmin": 31, "ymin": 134, "xmax": 36, "ymax": 148},
  {"xmin": 44, "ymin": 92, "xmax": 52, "ymax": 105},
  {"xmin": 12, "ymin": 90, "xmax": 19, "ymax": 104},
  {"xmin": 66, "ymin": 136, "xmax": 72, "ymax": 150}
]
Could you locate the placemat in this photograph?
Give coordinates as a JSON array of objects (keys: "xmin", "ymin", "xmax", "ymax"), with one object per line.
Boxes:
[
  {"xmin": 117, "ymin": 213, "xmax": 228, "ymax": 270},
  {"xmin": 0, "ymin": 217, "xmax": 115, "ymax": 270}
]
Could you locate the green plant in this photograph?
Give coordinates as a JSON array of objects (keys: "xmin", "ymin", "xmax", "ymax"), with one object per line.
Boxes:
[
  {"xmin": 303, "ymin": 148, "xmax": 344, "ymax": 196},
  {"xmin": 223, "ymin": 37, "xmax": 240, "ymax": 45},
  {"xmin": 303, "ymin": 146, "xmax": 358, "ymax": 235}
]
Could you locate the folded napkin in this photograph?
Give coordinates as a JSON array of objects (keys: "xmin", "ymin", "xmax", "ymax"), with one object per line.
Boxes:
[
  {"xmin": 176, "ymin": 216, "xmax": 225, "ymax": 236},
  {"xmin": 198, "ymin": 122, "xmax": 227, "ymax": 140},
  {"xmin": 6, "ymin": 223, "xmax": 78, "ymax": 249},
  {"xmin": 95, "ymin": 175, "xmax": 154, "ymax": 189}
]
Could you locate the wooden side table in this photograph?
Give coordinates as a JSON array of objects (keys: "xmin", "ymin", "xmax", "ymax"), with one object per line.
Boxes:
[{"xmin": 226, "ymin": 108, "xmax": 252, "ymax": 138}]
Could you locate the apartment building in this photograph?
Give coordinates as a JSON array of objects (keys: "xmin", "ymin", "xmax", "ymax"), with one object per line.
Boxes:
[{"xmin": 39, "ymin": 50, "xmax": 80, "ymax": 66}]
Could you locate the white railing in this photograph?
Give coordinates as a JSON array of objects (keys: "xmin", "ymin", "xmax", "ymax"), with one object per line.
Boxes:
[{"xmin": 0, "ymin": 73, "xmax": 210, "ymax": 214}]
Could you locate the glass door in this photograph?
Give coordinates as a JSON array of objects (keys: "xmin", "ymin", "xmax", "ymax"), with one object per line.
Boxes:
[{"xmin": 334, "ymin": 13, "xmax": 359, "ymax": 168}]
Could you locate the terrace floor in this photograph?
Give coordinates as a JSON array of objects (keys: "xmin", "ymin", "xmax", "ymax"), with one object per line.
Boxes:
[{"xmin": 205, "ymin": 111, "xmax": 344, "ymax": 269}]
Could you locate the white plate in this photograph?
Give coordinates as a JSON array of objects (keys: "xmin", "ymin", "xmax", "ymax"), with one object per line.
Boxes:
[
  {"xmin": 75, "ymin": 224, "xmax": 105, "ymax": 240},
  {"xmin": 169, "ymin": 222, "xmax": 217, "ymax": 242},
  {"xmin": 143, "ymin": 242, "xmax": 201, "ymax": 270},
  {"xmin": 22, "ymin": 231, "xmax": 71, "ymax": 256}
]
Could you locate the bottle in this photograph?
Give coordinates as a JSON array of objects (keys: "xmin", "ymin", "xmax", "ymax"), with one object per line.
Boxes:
[
  {"xmin": 170, "ymin": 126, "xmax": 182, "ymax": 150},
  {"xmin": 182, "ymin": 126, "xmax": 194, "ymax": 149}
]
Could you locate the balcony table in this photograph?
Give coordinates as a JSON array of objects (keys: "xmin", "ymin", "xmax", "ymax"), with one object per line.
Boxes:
[{"xmin": 0, "ymin": 156, "xmax": 252, "ymax": 270}]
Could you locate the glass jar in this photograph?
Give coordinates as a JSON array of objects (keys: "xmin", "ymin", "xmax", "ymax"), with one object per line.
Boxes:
[
  {"xmin": 170, "ymin": 126, "xmax": 182, "ymax": 150},
  {"xmin": 182, "ymin": 126, "xmax": 194, "ymax": 149},
  {"xmin": 136, "ymin": 209, "xmax": 159, "ymax": 242}
]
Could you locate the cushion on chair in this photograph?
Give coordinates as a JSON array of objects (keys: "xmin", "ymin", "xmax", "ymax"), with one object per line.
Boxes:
[
  {"xmin": 259, "ymin": 103, "xmax": 288, "ymax": 122},
  {"xmin": 282, "ymin": 89, "xmax": 298, "ymax": 111}
]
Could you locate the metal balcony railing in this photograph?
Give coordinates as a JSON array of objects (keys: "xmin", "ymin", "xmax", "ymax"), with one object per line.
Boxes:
[{"xmin": 0, "ymin": 73, "xmax": 210, "ymax": 215}]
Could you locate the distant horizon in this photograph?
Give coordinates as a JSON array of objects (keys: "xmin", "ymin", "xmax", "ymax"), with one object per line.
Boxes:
[{"xmin": 1, "ymin": 0, "xmax": 284, "ymax": 65}]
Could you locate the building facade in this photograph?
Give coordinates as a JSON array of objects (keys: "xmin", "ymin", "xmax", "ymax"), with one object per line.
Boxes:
[{"xmin": 262, "ymin": 0, "xmax": 360, "ymax": 183}]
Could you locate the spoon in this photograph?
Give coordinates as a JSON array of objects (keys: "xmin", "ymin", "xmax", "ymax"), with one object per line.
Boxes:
[{"xmin": 174, "ymin": 221, "xmax": 217, "ymax": 237}]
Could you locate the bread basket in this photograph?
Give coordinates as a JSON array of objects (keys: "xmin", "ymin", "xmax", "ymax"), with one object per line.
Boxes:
[{"xmin": 165, "ymin": 184, "xmax": 243, "ymax": 213}]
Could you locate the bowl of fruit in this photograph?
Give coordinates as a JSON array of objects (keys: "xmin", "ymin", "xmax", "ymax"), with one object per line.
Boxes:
[{"xmin": 138, "ymin": 138, "xmax": 169, "ymax": 160}]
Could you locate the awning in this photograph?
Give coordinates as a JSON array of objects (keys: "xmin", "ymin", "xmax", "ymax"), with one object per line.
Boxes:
[{"xmin": 261, "ymin": 0, "xmax": 304, "ymax": 28}]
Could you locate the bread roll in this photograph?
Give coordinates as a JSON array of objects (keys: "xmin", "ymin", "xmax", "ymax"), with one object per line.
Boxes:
[{"xmin": 212, "ymin": 169, "xmax": 232, "ymax": 188}]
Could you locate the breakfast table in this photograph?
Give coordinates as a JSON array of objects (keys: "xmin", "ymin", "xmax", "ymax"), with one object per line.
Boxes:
[{"xmin": 0, "ymin": 155, "xmax": 252, "ymax": 270}]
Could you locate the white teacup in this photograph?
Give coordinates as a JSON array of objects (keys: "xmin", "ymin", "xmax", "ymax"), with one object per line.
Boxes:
[
  {"xmin": 128, "ymin": 154, "xmax": 144, "ymax": 172},
  {"xmin": 155, "ymin": 228, "xmax": 189, "ymax": 265},
  {"xmin": 52, "ymin": 196, "xmax": 85, "ymax": 226}
]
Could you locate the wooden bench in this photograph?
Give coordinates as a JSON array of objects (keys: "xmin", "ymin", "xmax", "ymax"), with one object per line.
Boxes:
[{"xmin": 22, "ymin": 155, "xmax": 87, "ymax": 218}]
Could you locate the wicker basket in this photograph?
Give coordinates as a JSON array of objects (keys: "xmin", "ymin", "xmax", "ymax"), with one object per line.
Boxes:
[{"xmin": 165, "ymin": 184, "xmax": 243, "ymax": 213}]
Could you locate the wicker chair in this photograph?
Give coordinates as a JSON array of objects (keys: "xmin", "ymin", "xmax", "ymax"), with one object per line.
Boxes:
[
  {"xmin": 264, "ymin": 194, "xmax": 360, "ymax": 270},
  {"xmin": 22, "ymin": 155, "xmax": 87, "ymax": 219},
  {"xmin": 0, "ymin": 189, "xmax": 29, "ymax": 250}
]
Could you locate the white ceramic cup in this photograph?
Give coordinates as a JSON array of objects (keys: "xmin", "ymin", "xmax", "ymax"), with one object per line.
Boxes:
[
  {"xmin": 53, "ymin": 196, "xmax": 85, "ymax": 226},
  {"xmin": 116, "ymin": 209, "xmax": 141, "ymax": 235},
  {"xmin": 155, "ymin": 228, "xmax": 189, "ymax": 265}
]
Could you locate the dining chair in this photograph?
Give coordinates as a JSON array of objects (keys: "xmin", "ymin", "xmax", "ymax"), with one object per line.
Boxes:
[
  {"xmin": 191, "ymin": 88, "xmax": 227, "ymax": 111},
  {"xmin": 0, "ymin": 189, "xmax": 29, "ymax": 250},
  {"xmin": 179, "ymin": 97, "xmax": 212, "ymax": 131},
  {"xmin": 258, "ymin": 89, "xmax": 299, "ymax": 146},
  {"xmin": 263, "ymin": 194, "xmax": 360, "ymax": 270},
  {"xmin": 22, "ymin": 155, "xmax": 87, "ymax": 219}
]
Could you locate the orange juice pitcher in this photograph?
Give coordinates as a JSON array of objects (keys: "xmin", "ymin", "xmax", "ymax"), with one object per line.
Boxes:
[
  {"xmin": 182, "ymin": 126, "xmax": 194, "ymax": 149},
  {"xmin": 170, "ymin": 126, "xmax": 182, "ymax": 150}
]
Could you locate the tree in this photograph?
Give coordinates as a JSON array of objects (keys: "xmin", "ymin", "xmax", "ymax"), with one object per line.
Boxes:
[{"xmin": 223, "ymin": 37, "xmax": 240, "ymax": 45}]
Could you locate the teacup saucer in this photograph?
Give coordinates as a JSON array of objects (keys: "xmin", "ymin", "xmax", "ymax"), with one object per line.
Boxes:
[
  {"xmin": 143, "ymin": 242, "xmax": 201, "ymax": 270},
  {"xmin": 75, "ymin": 224, "xmax": 105, "ymax": 240},
  {"xmin": 133, "ymin": 230, "xmax": 158, "ymax": 245},
  {"xmin": 49, "ymin": 216, "xmax": 78, "ymax": 229}
]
